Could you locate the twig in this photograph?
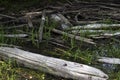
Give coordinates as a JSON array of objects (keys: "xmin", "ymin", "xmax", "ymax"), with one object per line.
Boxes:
[
  {"xmin": 0, "ymin": 14, "xmax": 16, "ymax": 19},
  {"xmin": 0, "ymin": 8, "xmax": 5, "ymax": 11},
  {"xmin": 98, "ymin": 5, "xmax": 120, "ymax": 10},
  {"xmin": 0, "ymin": 24, "xmax": 28, "ymax": 30},
  {"xmin": 76, "ymin": 21, "xmax": 100, "ymax": 25},
  {"xmin": 49, "ymin": 41, "xmax": 69, "ymax": 49},
  {"xmin": 0, "ymin": 43, "xmax": 21, "ymax": 48},
  {"xmin": 25, "ymin": 10, "xmax": 53, "ymax": 18}
]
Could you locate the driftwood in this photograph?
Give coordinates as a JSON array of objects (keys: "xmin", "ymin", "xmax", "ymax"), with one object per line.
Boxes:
[
  {"xmin": 0, "ymin": 24, "xmax": 28, "ymax": 30},
  {"xmin": 0, "ymin": 44, "xmax": 21, "ymax": 48},
  {"xmin": 98, "ymin": 57, "xmax": 120, "ymax": 64},
  {"xmin": 89, "ymin": 32, "xmax": 120, "ymax": 39},
  {"xmin": 25, "ymin": 10, "xmax": 54, "ymax": 18},
  {"xmin": 49, "ymin": 41, "xmax": 69, "ymax": 49},
  {"xmin": 26, "ymin": 14, "xmax": 33, "ymax": 28},
  {"xmin": 102, "ymin": 32, "xmax": 120, "ymax": 37},
  {"xmin": 0, "ymin": 47, "xmax": 108, "ymax": 80},
  {"xmin": 0, "ymin": 34, "xmax": 28, "ymax": 38},
  {"xmin": 71, "ymin": 24, "xmax": 120, "ymax": 30},
  {"xmin": 52, "ymin": 29, "xmax": 96, "ymax": 45},
  {"xmin": 75, "ymin": 21, "xmax": 99, "ymax": 25},
  {"xmin": 50, "ymin": 13, "xmax": 72, "ymax": 30},
  {"xmin": 49, "ymin": 37, "xmax": 69, "ymax": 48},
  {"xmin": 0, "ymin": 14, "xmax": 16, "ymax": 19},
  {"xmin": 38, "ymin": 10, "xmax": 46, "ymax": 42},
  {"xmin": 71, "ymin": 30, "xmax": 105, "ymax": 34}
]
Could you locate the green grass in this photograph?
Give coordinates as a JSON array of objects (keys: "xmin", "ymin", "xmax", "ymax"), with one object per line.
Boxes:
[{"xmin": 0, "ymin": 60, "xmax": 49, "ymax": 80}]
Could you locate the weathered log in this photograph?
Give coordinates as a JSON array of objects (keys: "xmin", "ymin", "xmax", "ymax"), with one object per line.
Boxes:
[
  {"xmin": 0, "ymin": 14, "xmax": 16, "ymax": 19},
  {"xmin": 0, "ymin": 24, "xmax": 28, "ymax": 30},
  {"xmin": 71, "ymin": 30, "xmax": 105, "ymax": 34},
  {"xmin": 0, "ymin": 47, "xmax": 108, "ymax": 80},
  {"xmin": 25, "ymin": 10, "xmax": 53, "ymax": 18},
  {"xmin": 98, "ymin": 57, "xmax": 120, "ymax": 64},
  {"xmin": 50, "ymin": 13, "xmax": 72, "ymax": 30},
  {"xmin": 89, "ymin": 32, "xmax": 120, "ymax": 39},
  {"xmin": 71, "ymin": 24, "xmax": 120, "ymax": 30},
  {"xmin": 75, "ymin": 21, "xmax": 99, "ymax": 25},
  {"xmin": 52, "ymin": 29, "xmax": 96, "ymax": 45},
  {"xmin": 102, "ymin": 32, "xmax": 120, "ymax": 37},
  {"xmin": 38, "ymin": 10, "xmax": 46, "ymax": 42},
  {"xmin": 0, "ymin": 34, "xmax": 28, "ymax": 38},
  {"xmin": 26, "ymin": 14, "xmax": 33, "ymax": 28}
]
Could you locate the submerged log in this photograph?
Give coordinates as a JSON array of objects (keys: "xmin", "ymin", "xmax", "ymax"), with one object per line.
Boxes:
[{"xmin": 0, "ymin": 47, "xmax": 108, "ymax": 80}]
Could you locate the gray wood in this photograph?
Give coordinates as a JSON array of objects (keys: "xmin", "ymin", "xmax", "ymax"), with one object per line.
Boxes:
[
  {"xmin": 52, "ymin": 29, "xmax": 96, "ymax": 45},
  {"xmin": 98, "ymin": 57, "xmax": 120, "ymax": 64},
  {"xmin": 72, "ymin": 24, "xmax": 120, "ymax": 30},
  {"xmin": 38, "ymin": 10, "xmax": 46, "ymax": 42},
  {"xmin": 0, "ymin": 47, "xmax": 108, "ymax": 80}
]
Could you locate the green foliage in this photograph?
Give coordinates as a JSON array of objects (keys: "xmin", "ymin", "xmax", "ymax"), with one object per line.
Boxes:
[{"xmin": 0, "ymin": 60, "xmax": 16, "ymax": 80}]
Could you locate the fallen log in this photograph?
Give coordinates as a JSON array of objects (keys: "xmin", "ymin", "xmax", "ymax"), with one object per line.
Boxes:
[
  {"xmin": 0, "ymin": 24, "xmax": 28, "ymax": 30},
  {"xmin": 52, "ymin": 29, "xmax": 96, "ymax": 45},
  {"xmin": 25, "ymin": 10, "xmax": 54, "ymax": 18},
  {"xmin": 50, "ymin": 13, "xmax": 73, "ymax": 30},
  {"xmin": 38, "ymin": 10, "xmax": 46, "ymax": 42},
  {"xmin": 0, "ymin": 47, "xmax": 108, "ymax": 80},
  {"xmin": 0, "ymin": 34, "xmax": 28, "ymax": 38},
  {"xmin": 0, "ymin": 14, "xmax": 16, "ymax": 19},
  {"xmin": 98, "ymin": 57, "xmax": 120, "ymax": 64},
  {"xmin": 89, "ymin": 32, "xmax": 120, "ymax": 39},
  {"xmin": 71, "ymin": 30, "xmax": 105, "ymax": 34},
  {"xmin": 71, "ymin": 24, "xmax": 120, "ymax": 30}
]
